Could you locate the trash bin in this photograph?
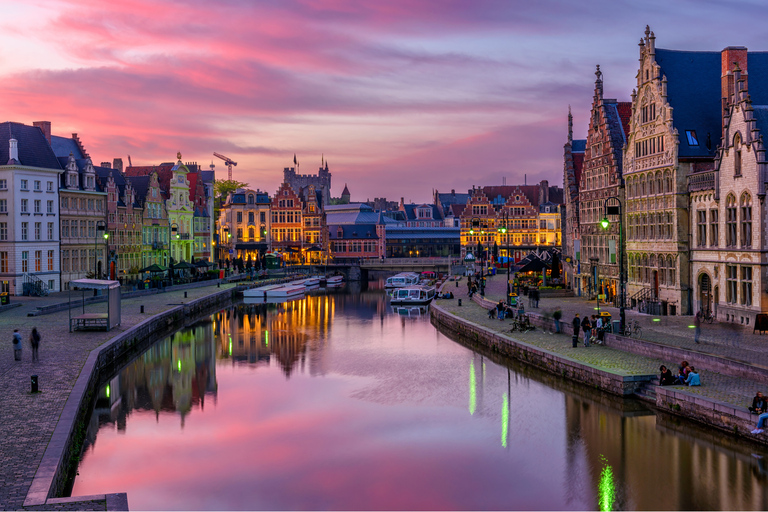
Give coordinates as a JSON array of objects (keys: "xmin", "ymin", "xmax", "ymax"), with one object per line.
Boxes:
[
  {"xmin": 491, "ymin": 267, "xmax": 496, "ymax": 276},
  {"xmin": 219, "ymin": 269, "xmax": 225, "ymax": 279},
  {"xmin": 612, "ymin": 320, "xmax": 621, "ymax": 334},
  {"xmin": 0, "ymin": 292, "xmax": 9, "ymax": 305}
]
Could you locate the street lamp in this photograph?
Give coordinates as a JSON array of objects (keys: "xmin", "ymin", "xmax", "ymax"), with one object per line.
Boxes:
[
  {"xmin": 95, "ymin": 220, "xmax": 107, "ymax": 278},
  {"xmin": 601, "ymin": 196, "xmax": 625, "ymax": 334},
  {"xmin": 170, "ymin": 222, "xmax": 179, "ymax": 285},
  {"xmin": 498, "ymin": 209, "xmax": 511, "ymax": 305}
]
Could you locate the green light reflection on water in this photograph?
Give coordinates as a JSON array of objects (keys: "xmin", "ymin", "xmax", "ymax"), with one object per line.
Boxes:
[
  {"xmin": 599, "ymin": 455, "xmax": 615, "ymax": 511},
  {"xmin": 469, "ymin": 360, "xmax": 476, "ymax": 415},
  {"xmin": 501, "ymin": 393, "xmax": 509, "ymax": 447}
]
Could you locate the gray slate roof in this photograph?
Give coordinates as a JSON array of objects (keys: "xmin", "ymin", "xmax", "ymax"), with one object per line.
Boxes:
[
  {"xmin": 571, "ymin": 139, "xmax": 586, "ymax": 153},
  {"xmin": 328, "ymin": 224, "xmax": 379, "ymax": 240},
  {"xmin": 50, "ymin": 135, "xmax": 84, "ymax": 160},
  {"xmin": 0, "ymin": 122, "xmax": 62, "ymax": 169},
  {"xmin": 384, "ymin": 227, "xmax": 460, "ymax": 240}
]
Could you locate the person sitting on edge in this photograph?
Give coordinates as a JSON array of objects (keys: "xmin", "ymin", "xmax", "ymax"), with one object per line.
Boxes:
[
  {"xmin": 753, "ymin": 411, "xmax": 768, "ymax": 434},
  {"xmin": 676, "ymin": 367, "xmax": 687, "ymax": 385},
  {"xmin": 751, "ymin": 392, "xmax": 767, "ymax": 414},
  {"xmin": 659, "ymin": 365, "xmax": 676, "ymax": 386},
  {"xmin": 684, "ymin": 366, "xmax": 701, "ymax": 386}
]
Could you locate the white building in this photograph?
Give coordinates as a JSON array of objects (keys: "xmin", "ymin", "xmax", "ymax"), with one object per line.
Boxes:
[{"xmin": 0, "ymin": 122, "xmax": 63, "ymax": 295}]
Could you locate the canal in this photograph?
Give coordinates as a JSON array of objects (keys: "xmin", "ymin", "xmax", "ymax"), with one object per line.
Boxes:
[{"xmin": 72, "ymin": 283, "xmax": 768, "ymax": 510}]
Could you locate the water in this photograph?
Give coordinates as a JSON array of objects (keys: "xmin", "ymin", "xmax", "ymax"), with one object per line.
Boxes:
[{"xmin": 72, "ymin": 283, "xmax": 768, "ymax": 510}]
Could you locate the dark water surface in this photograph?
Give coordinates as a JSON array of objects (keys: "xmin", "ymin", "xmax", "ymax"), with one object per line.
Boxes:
[{"xmin": 72, "ymin": 283, "xmax": 768, "ymax": 510}]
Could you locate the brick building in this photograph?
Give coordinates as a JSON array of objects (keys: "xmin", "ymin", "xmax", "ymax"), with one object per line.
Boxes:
[{"xmin": 271, "ymin": 183, "xmax": 303, "ymax": 262}]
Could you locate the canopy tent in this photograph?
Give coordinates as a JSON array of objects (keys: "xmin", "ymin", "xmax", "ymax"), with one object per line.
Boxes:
[
  {"xmin": 174, "ymin": 261, "xmax": 197, "ymax": 270},
  {"xmin": 464, "ymin": 253, "xmax": 476, "ymax": 261},
  {"xmin": 68, "ymin": 279, "xmax": 121, "ymax": 332},
  {"xmin": 517, "ymin": 258, "xmax": 550, "ymax": 273},
  {"xmin": 139, "ymin": 263, "xmax": 167, "ymax": 273},
  {"xmin": 194, "ymin": 259, "xmax": 211, "ymax": 267}
]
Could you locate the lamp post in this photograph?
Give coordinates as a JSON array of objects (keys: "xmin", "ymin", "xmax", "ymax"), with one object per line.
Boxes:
[
  {"xmin": 601, "ymin": 196, "xmax": 625, "ymax": 334},
  {"xmin": 170, "ymin": 222, "xmax": 179, "ymax": 285},
  {"xmin": 498, "ymin": 209, "xmax": 511, "ymax": 305},
  {"xmin": 95, "ymin": 220, "xmax": 107, "ymax": 278}
]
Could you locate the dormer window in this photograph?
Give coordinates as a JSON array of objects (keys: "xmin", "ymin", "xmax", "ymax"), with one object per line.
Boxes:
[{"xmin": 686, "ymin": 130, "xmax": 699, "ymax": 146}]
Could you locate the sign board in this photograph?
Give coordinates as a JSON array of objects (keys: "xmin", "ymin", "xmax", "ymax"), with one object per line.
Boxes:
[
  {"xmin": 598, "ymin": 294, "xmax": 606, "ymax": 300},
  {"xmin": 229, "ymin": 249, "xmax": 234, "ymax": 255}
]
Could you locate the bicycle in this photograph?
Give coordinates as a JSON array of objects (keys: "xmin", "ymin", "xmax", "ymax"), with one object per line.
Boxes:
[
  {"xmin": 703, "ymin": 311, "xmax": 715, "ymax": 324},
  {"xmin": 630, "ymin": 320, "xmax": 642, "ymax": 337}
]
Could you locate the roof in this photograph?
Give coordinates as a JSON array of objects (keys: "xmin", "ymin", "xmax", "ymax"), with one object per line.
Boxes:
[
  {"xmin": 384, "ymin": 227, "xmax": 460, "ymax": 240},
  {"xmin": 655, "ymin": 48, "xmax": 722, "ymax": 158},
  {"xmin": 0, "ymin": 122, "xmax": 62, "ymax": 169},
  {"xmin": 57, "ymin": 156, "xmax": 106, "ymax": 193},
  {"xmin": 571, "ymin": 139, "xmax": 586, "ymax": 153},
  {"xmin": 69, "ymin": 279, "xmax": 120, "ymax": 290},
  {"xmin": 50, "ymin": 135, "xmax": 85, "ymax": 160},
  {"xmin": 129, "ymin": 175, "xmax": 150, "ymax": 204},
  {"xmin": 341, "ymin": 184, "xmax": 350, "ymax": 196},
  {"xmin": 604, "ymin": 100, "xmax": 631, "ymax": 175},
  {"xmin": 401, "ymin": 203, "xmax": 443, "ymax": 222},
  {"xmin": 449, "ymin": 203, "xmax": 465, "ymax": 217},
  {"xmin": 328, "ymin": 224, "xmax": 379, "ymax": 240}
]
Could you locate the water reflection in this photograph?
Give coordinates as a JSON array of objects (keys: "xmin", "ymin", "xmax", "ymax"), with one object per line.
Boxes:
[{"xmin": 73, "ymin": 284, "xmax": 768, "ymax": 511}]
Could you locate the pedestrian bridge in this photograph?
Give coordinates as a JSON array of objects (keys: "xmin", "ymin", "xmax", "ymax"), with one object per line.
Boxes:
[{"xmin": 305, "ymin": 258, "xmax": 454, "ymax": 281}]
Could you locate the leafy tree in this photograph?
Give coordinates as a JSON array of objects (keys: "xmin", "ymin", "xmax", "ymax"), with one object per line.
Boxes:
[{"xmin": 213, "ymin": 179, "xmax": 250, "ymax": 218}]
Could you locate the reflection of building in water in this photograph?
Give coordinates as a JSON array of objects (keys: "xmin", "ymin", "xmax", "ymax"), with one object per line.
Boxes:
[
  {"xmin": 83, "ymin": 320, "xmax": 218, "ymax": 444},
  {"xmin": 564, "ymin": 393, "xmax": 768, "ymax": 510}
]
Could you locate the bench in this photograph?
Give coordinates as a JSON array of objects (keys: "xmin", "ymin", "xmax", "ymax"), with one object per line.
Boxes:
[{"xmin": 71, "ymin": 313, "xmax": 109, "ymax": 331}]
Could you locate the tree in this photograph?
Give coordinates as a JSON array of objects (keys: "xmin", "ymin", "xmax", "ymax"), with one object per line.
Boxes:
[{"xmin": 213, "ymin": 179, "xmax": 250, "ymax": 218}]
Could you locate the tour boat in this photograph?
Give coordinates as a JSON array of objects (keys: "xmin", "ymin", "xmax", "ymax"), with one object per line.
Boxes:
[
  {"xmin": 270, "ymin": 284, "xmax": 307, "ymax": 297},
  {"xmin": 243, "ymin": 284, "xmax": 284, "ymax": 298},
  {"xmin": 389, "ymin": 285, "xmax": 436, "ymax": 305},
  {"xmin": 385, "ymin": 272, "xmax": 420, "ymax": 288}
]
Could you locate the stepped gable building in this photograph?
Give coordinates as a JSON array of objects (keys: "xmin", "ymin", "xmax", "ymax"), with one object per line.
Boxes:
[
  {"xmin": 563, "ymin": 108, "xmax": 586, "ymax": 292},
  {"xmin": 126, "ymin": 172, "xmax": 168, "ymax": 269},
  {"xmin": 284, "ymin": 162, "xmax": 331, "ymax": 206},
  {"xmin": 689, "ymin": 50, "xmax": 768, "ymax": 326},
  {"xmin": 0, "ymin": 122, "xmax": 63, "ymax": 295},
  {"xmin": 624, "ymin": 27, "xmax": 722, "ymax": 316},
  {"xmin": 271, "ymin": 182, "xmax": 303, "ymax": 262},
  {"xmin": 578, "ymin": 66, "xmax": 632, "ymax": 303},
  {"xmin": 96, "ymin": 166, "xmax": 143, "ymax": 280},
  {"xmin": 298, "ymin": 184, "xmax": 325, "ymax": 263},
  {"xmin": 459, "ymin": 181, "xmax": 563, "ymax": 262}
]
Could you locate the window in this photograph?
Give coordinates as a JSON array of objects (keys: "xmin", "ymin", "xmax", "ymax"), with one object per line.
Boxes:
[
  {"xmin": 88, "ymin": 199, "xmax": 94, "ymax": 210},
  {"xmin": 47, "ymin": 222, "xmax": 53, "ymax": 240},
  {"xmin": 34, "ymin": 200, "xmax": 40, "ymax": 213},
  {"xmin": 21, "ymin": 222, "xmax": 27, "ymax": 241},
  {"xmin": 710, "ymin": 209, "xmax": 719, "ymax": 247},
  {"xmin": 47, "ymin": 200, "xmax": 53, "ymax": 213},
  {"xmin": 740, "ymin": 266, "xmax": 753, "ymax": 306},
  {"xmin": 260, "ymin": 212, "xmax": 265, "ymax": 223},
  {"xmin": 697, "ymin": 210, "xmax": 707, "ymax": 247},
  {"xmin": 20, "ymin": 179, "xmax": 27, "ymax": 190},
  {"xmin": 34, "ymin": 180, "xmax": 40, "ymax": 191},
  {"xmin": 0, "ymin": 223, "xmax": 5, "ymax": 241},
  {"xmin": 727, "ymin": 264, "xmax": 738, "ymax": 303},
  {"xmin": 21, "ymin": 199, "xmax": 27, "ymax": 213},
  {"xmin": 237, "ymin": 212, "xmax": 242, "ymax": 223},
  {"xmin": 61, "ymin": 197, "xmax": 68, "ymax": 208},
  {"xmin": 47, "ymin": 181, "xmax": 53, "ymax": 192},
  {"xmin": 62, "ymin": 250, "xmax": 69, "ymax": 272},
  {"xmin": 741, "ymin": 193, "xmax": 752, "ymax": 248},
  {"xmin": 21, "ymin": 251, "xmax": 28, "ymax": 273},
  {"xmin": 0, "ymin": 252, "xmax": 7, "ymax": 273},
  {"xmin": 249, "ymin": 227, "xmax": 254, "ymax": 240},
  {"xmin": 237, "ymin": 228, "xmax": 242, "ymax": 239},
  {"xmin": 34, "ymin": 250, "xmax": 41, "ymax": 272},
  {"xmin": 0, "ymin": 199, "xmax": 6, "ymax": 213},
  {"xmin": 726, "ymin": 195, "xmax": 737, "ymax": 247},
  {"xmin": 0, "ymin": 180, "xmax": 6, "ymax": 189},
  {"xmin": 686, "ymin": 130, "xmax": 699, "ymax": 146},
  {"xmin": 48, "ymin": 250, "xmax": 54, "ymax": 271},
  {"xmin": 34, "ymin": 222, "xmax": 40, "ymax": 240},
  {"xmin": 248, "ymin": 212, "xmax": 254, "ymax": 223}
]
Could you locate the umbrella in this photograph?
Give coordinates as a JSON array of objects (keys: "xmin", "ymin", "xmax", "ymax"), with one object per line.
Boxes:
[
  {"xmin": 175, "ymin": 261, "xmax": 196, "ymax": 270},
  {"xmin": 517, "ymin": 258, "xmax": 550, "ymax": 273},
  {"xmin": 140, "ymin": 264, "xmax": 167, "ymax": 273},
  {"xmin": 194, "ymin": 260, "xmax": 211, "ymax": 267}
]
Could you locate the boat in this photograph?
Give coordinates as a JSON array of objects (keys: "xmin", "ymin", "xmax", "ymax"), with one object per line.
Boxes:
[
  {"xmin": 392, "ymin": 305, "xmax": 428, "ymax": 317},
  {"xmin": 298, "ymin": 277, "xmax": 320, "ymax": 287},
  {"xmin": 243, "ymin": 284, "xmax": 284, "ymax": 298},
  {"xmin": 385, "ymin": 272, "xmax": 420, "ymax": 288},
  {"xmin": 389, "ymin": 285, "xmax": 436, "ymax": 305},
  {"xmin": 270, "ymin": 284, "xmax": 306, "ymax": 297},
  {"xmin": 326, "ymin": 275, "xmax": 344, "ymax": 285}
]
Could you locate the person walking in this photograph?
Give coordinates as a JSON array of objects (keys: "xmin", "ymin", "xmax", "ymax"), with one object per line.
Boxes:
[
  {"xmin": 12, "ymin": 328, "xmax": 22, "ymax": 361},
  {"xmin": 581, "ymin": 314, "xmax": 592, "ymax": 347},
  {"xmin": 694, "ymin": 310, "xmax": 702, "ymax": 344},
  {"xmin": 30, "ymin": 327, "xmax": 40, "ymax": 362},
  {"xmin": 571, "ymin": 314, "xmax": 580, "ymax": 348}
]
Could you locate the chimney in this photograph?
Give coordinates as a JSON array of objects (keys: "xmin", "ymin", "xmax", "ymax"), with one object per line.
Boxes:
[
  {"xmin": 8, "ymin": 138, "xmax": 18, "ymax": 164},
  {"xmin": 33, "ymin": 121, "xmax": 51, "ymax": 145},
  {"xmin": 101, "ymin": 162, "xmax": 112, "ymax": 169},
  {"xmin": 540, "ymin": 180, "xmax": 549, "ymax": 204},
  {"xmin": 721, "ymin": 47, "xmax": 748, "ymax": 109},
  {"xmin": 113, "ymin": 158, "xmax": 123, "ymax": 172},
  {"xmin": 400, "ymin": 197, "xmax": 405, "ymax": 209}
]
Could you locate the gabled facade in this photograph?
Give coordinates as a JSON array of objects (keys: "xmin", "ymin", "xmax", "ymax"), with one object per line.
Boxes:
[
  {"xmin": 0, "ymin": 122, "xmax": 63, "ymax": 295},
  {"xmin": 689, "ymin": 50, "xmax": 768, "ymax": 326},
  {"xmin": 271, "ymin": 183, "xmax": 303, "ymax": 262},
  {"xmin": 300, "ymin": 185, "xmax": 325, "ymax": 264},
  {"xmin": 130, "ymin": 172, "xmax": 168, "ymax": 269},
  {"xmin": 218, "ymin": 188, "xmax": 271, "ymax": 263},
  {"xmin": 624, "ymin": 27, "xmax": 721, "ymax": 316},
  {"xmin": 563, "ymin": 108, "xmax": 586, "ymax": 293},
  {"xmin": 578, "ymin": 66, "xmax": 631, "ymax": 302}
]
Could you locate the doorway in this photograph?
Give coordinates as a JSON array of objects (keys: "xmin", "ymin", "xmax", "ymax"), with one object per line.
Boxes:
[{"xmin": 699, "ymin": 273, "xmax": 711, "ymax": 315}]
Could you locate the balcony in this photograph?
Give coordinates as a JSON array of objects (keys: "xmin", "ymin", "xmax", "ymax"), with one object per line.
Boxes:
[
  {"xmin": 688, "ymin": 170, "xmax": 716, "ymax": 192},
  {"xmin": 179, "ymin": 233, "xmax": 191, "ymax": 240},
  {"xmin": 152, "ymin": 241, "xmax": 165, "ymax": 250}
]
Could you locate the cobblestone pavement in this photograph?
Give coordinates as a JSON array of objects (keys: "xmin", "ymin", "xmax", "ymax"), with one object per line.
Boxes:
[
  {"xmin": 441, "ymin": 275, "xmax": 768, "ymax": 411},
  {"xmin": 0, "ymin": 283, "xmax": 236, "ymax": 511}
]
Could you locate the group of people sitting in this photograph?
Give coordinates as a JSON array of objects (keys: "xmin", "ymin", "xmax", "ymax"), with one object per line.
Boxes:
[
  {"xmin": 751, "ymin": 392, "xmax": 768, "ymax": 434},
  {"xmin": 489, "ymin": 299, "xmax": 524, "ymax": 321},
  {"xmin": 659, "ymin": 360, "xmax": 700, "ymax": 386},
  {"xmin": 437, "ymin": 291, "xmax": 454, "ymax": 299}
]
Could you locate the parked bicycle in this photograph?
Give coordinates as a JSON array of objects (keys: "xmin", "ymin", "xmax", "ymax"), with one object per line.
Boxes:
[
  {"xmin": 703, "ymin": 310, "xmax": 715, "ymax": 324},
  {"xmin": 620, "ymin": 320, "xmax": 641, "ymax": 338},
  {"xmin": 510, "ymin": 315, "xmax": 535, "ymax": 333}
]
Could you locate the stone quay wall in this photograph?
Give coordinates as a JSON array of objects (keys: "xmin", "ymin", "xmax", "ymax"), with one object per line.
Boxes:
[
  {"xmin": 430, "ymin": 304, "xmax": 652, "ymax": 397},
  {"xmin": 23, "ymin": 288, "xmax": 236, "ymax": 509}
]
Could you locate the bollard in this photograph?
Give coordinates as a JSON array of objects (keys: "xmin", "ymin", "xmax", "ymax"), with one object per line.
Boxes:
[
  {"xmin": 455, "ymin": 281, "xmax": 458, "ymax": 287},
  {"xmin": 140, "ymin": 305, "xmax": 144, "ymax": 314},
  {"xmin": 217, "ymin": 282, "xmax": 220, "ymax": 288},
  {"xmin": 184, "ymin": 291, "xmax": 188, "ymax": 298},
  {"xmin": 31, "ymin": 375, "xmax": 38, "ymax": 393},
  {"xmin": 458, "ymin": 299, "xmax": 462, "ymax": 306}
]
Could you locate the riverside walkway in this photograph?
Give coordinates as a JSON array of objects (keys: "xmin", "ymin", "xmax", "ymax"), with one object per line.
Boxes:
[
  {"xmin": 0, "ymin": 283, "xmax": 237, "ymax": 511},
  {"xmin": 440, "ymin": 274, "xmax": 768, "ymax": 421}
]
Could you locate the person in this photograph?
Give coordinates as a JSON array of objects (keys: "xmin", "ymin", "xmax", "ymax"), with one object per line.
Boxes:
[
  {"xmin": 581, "ymin": 314, "xmax": 592, "ymax": 347},
  {"xmin": 659, "ymin": 365, "xmax": 676, "ymax": 386},
  {"xmin": 488, "ymin": 306, "xmax": 496, "ymax": 319},
  {"xmin": 497, "ymin": 300, "xmax": 505, "ymax": 320},
  {"xmin": 694, "ymin": 310, "xmax": 702, "ymax": 344},
  {"xmin": 595, "ymin": 315, "xmax": 604, "ymax": 344},
  {"xmin": 571, "ymin": 314, "xmax": 580, "ymax": 348},
  {"xmin": 677, "ymin": 361, "xmax": 690, "ymax": 385},
  {"xmin": 753, "ymin": 411, "xmax": 768, "ymax": 434},
  {"xmin": 685, "ymin": 366, "xmax": 701, "ymax": 386},
  {"xmin": 517, "ymin": 300, "xmax": 525, "ymax": 319},
  {"xmin": 30, "ymin": 327, "xmax": 40, "ymax": 362},
  {"xmin": 750, "ymin": 392, "xmax": 767, "ymax": 414},
  {"xmin": 12, "ymin": 328, "xmax": 22, "ymax": 361}
]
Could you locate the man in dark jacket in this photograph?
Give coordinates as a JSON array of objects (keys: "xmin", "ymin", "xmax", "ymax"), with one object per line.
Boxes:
[
  {"xmin": 750, "ymin": 392, "xmax": 766, "ymax": 414},
  {"xmin": 571, "ymin": 314, "xmax": 580, "ymax": 348},
  {"xmin": 581, "ymin": 315, "xmax": 592, "ymax": 347},
  {"xmin": 659, "ymin": 365, "xmax": 676, "ymax": 386}
]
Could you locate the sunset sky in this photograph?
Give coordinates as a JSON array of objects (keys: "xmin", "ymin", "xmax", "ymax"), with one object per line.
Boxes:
[{"xmin": 1, "ymin": 0, "xmax": 766, "ymax": 203}]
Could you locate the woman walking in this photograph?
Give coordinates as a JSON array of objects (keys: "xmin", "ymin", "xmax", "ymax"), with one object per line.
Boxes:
[{"xmin": 30, "ymin": 327, "xmax": 40, "ymax": 362}]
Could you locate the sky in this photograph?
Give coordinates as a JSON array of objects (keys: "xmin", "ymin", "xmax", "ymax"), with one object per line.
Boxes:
[{"xmin": 2, "ymin": 0, "xmax": 768, "ymax": 203}]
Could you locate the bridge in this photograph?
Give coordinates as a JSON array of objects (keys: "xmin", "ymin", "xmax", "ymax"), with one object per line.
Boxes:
[{"xmin": 301, "ymin": 258, "xmax": 455, "ymax": 281}]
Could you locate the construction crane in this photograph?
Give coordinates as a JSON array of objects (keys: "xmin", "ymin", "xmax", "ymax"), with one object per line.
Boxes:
[{"xmin": 213, "ymin": 152, "xmax": 237, "ymax": 181}]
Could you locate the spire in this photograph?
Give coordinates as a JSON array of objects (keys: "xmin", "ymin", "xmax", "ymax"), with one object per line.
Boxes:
[
  {"xmin": 567, "ymin": 106, "xmax": 573, "ymax": 144},
  {"xmin": 594, "ymin": 64, "xmax": 603, "ymax": 100}
]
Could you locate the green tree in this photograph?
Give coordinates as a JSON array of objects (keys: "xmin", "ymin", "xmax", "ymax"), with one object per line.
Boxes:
[{"xmin": 213, "ymin": 179, "xmax": 250, "ymax": 218}]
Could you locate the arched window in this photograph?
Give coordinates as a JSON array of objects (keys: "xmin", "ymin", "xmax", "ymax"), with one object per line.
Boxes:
[
  {"xmin": 734, "ymin": 133, "xmax": 742, "ymax": 177},
  {"xmin": 248, "ymin": 194, "xmax": 254, "ymax": 204},
  {"xmin": 649, "ymin": 176, "xmax": 655, "ymax": 195},
  {"xmin": 659, "ymin": 256, "xmax": 667, "ymax": 285},
  {"xmin": 741, "ymin": 192, "xmax": 752, "ymax": 248},
  {"xmin": 667, "ymin": 256, "xmax": 676, "ymax": 286},
  {"xmin": 641, "ymin": 175, "xmax": 647, "ymax": 196},
  {"xmin": 664, "ymin": 171, "xmax": 672, "ymax": 193},
  {"xmin": 726, "ymin": 194, "xmax": 737, "ymax": 247},
  {"xmin": 642, "ymin": 255, "xmax": 649, "ymax": 283},
  {"xmin": 656, "ymin": 172, "xmax": 662, "ymax": 196}
]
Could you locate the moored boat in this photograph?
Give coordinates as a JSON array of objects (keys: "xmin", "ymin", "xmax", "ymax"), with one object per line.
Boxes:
[
  {"xmin": 385, "ymin": 272, "xmax": 420, "ymax": 288},
  {"xmin": 326, "ymin": 275, "xmax": 344, "ymax": 284},
  {"xmin": 243, "ymin": 284, "xmax": 284, "ymax": 298},
  {"xmin": 389, "ymin": 285, "xmax": 436, "ymax": 305},
  {"xmin": 270, "ymin": 284, "xmax": 307, "ymax": 297}
]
